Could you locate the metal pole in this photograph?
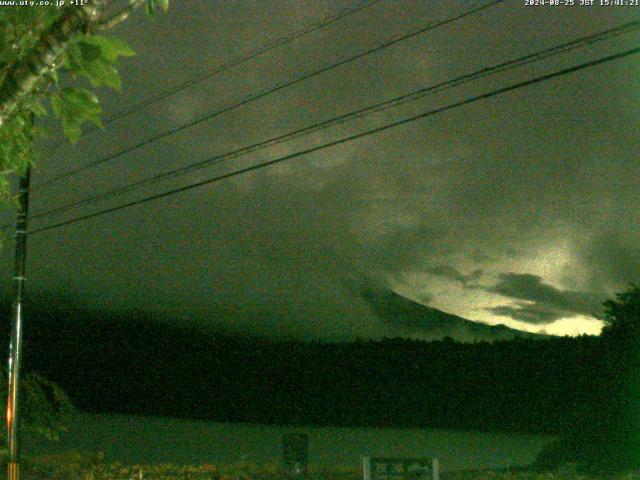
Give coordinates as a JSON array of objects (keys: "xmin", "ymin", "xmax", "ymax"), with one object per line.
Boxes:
[{"xmin": 6, "ymin": 166, "xmax": 31, "ymax": 480}]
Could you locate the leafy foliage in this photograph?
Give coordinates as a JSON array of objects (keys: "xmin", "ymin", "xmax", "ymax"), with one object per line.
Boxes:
[
  {"xmin": 535, "ymin": 284, "xmax": 640, "ymax": 472},
  {"xmin": 64, "ymin": 34, "xmax": 136, "ymax": 91},
  {"xmin": 51, "ymin": 88, "xmax": 103, "ymax": 144},
  {"xmin": 0, "ymin": 371, "xmax": 74, "ymax": 446},
  {"xmin": 146, "ymin": 0, "xmax": 170, "ymax": 16},
  {"xmin": 0, "ymin": 8, "xmax": 60, "ymax": 70},
  {"xmin": 0, "ymin": 110, "xmax": 34, "ymax": 204},
  {"xmin": 0, "ymin": 7, "xmax": 60, "ymax": 203},
  {"xmin": 0, "ymin": 1, "xmax": 168, "ymax": 206},
  {"xmin": 600, "ymin": 284, "xmax": 640, "ymax": 338},
  {"xmin": 18, "ymin": 453, "xmax": 361, "ymax": 480}
]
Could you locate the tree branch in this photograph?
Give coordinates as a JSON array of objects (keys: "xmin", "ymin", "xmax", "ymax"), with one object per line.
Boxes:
[
  {"xmin": 0, "ymin": 1, "xmax": 108, "ymax": 127},
  {"xmin": 98, "ymin": 0, "xmax": 147, "ymax": 31}
]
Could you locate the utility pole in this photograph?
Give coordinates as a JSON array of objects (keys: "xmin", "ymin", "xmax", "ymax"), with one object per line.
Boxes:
[{"xmin": 6, "ymin": 166, "xmax": 31, "ymax": 480}]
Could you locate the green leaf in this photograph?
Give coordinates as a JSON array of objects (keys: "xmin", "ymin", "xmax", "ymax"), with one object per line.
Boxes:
[
  {"xmin": 50, "ymin": 94, "xmax": 63, "ymax": 118},
  {"xmin": 146, "ymin": 0, "xmax": 169, "ymax": 15},
  {"xmin": 64, "ymin": 35, "xmax": 132, "ymax": 91},
  {"xmin": 78, "ymin": 41, "xmax": 101, "ymax": 62},
  {"xmin": 0, "ymin": 110, "xmax": 34, "ymax": 182},
  {"xmin": 51, "ymin": 88, "xmax": 103, "ymax": 144},
  {"xmin": 47, "ymin": 67, "xmax": 59, "ymax": 85},
  {"xmin": 63, "ymin": 42, "xmax": 84, "ymax": 73},
  {"xmin": 82, "ymin": 57, "xmax": 121, "ymax": 90},
  {"xmin": 31, "ymin": 125, "xmax": 50, "ymax": 140},
  {"xmin": 27, "ymin": 100, "xmax": 47, "ymax": 117},
  {"xmin": 146, "ymin": 0, "xmax": 157, "ymax": 16},
  {"xmin": 82, "ymin": 35, "xmax": 135, "ymax": 62}
]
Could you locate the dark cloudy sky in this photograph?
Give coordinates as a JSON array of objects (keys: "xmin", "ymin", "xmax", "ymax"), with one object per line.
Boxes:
[{"xmin": 1, "ymin": 0, "xmax": 638, "ymax": 339}]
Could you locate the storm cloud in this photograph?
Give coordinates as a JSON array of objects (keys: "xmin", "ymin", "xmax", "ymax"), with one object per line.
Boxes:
[
  {"xmin": 487, "ymin": 303, "xmax": 571, "ymax": 325},
  {"xmin": 0, "ymin": 1, "xmax": 637, "ymax": 339},
  {"xmin": 425, "ymin": 265, "xmax": 483, "ymax": 287},
  {"xmin": 484, "ymin": 273, "xmax": 606, "ymax": 322}
]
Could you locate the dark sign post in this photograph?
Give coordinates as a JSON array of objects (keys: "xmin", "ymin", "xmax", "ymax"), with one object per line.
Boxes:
[
  {"xmin": 363, "ymin": 457, "xmax": 439, "ymax": 480},
  {"xmin": 283, "ymin": 433, "xmax": 308, "ymax": 479}
]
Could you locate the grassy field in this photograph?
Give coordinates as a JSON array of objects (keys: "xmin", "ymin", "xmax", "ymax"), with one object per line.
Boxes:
[
  {"xmin": 31, "ymin": 413, "xmax": 550, "ymax": 469},
  {"xmin": 13, "ymin": 451, "xmax": 640, "ymax": 480}
]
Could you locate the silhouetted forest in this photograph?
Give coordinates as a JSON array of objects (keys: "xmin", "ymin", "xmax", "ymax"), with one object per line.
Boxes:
[{"xmin": 0, "ymin": 305, "xmax": 603, "ymax": 432}]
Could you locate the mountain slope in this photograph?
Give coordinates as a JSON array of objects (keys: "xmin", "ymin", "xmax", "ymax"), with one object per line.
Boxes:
[{"xmin": 363, "ymin": 288, "xmax": 544, "ymax": 342}]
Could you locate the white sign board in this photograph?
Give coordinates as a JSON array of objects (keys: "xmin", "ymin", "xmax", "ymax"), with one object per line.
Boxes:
[{"xmin": 363, "ymin": 457, "xmax": 439, "ymax": 480}]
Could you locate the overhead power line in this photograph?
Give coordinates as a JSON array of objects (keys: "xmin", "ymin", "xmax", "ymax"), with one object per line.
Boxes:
[
  {"xmin": 28, "ymin": 46, "xmax": 640, "ymax": 236},
  {"xmin": 25, "ymin": 20, "xmax": 640, "ymax": 223},
  {"xmin": 35, "ymin": 0, "xmax": 503, "ymax": 190},
  {"xmin": 63, "ymin": 0, "xmax": 387, "ymax": 140}
]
